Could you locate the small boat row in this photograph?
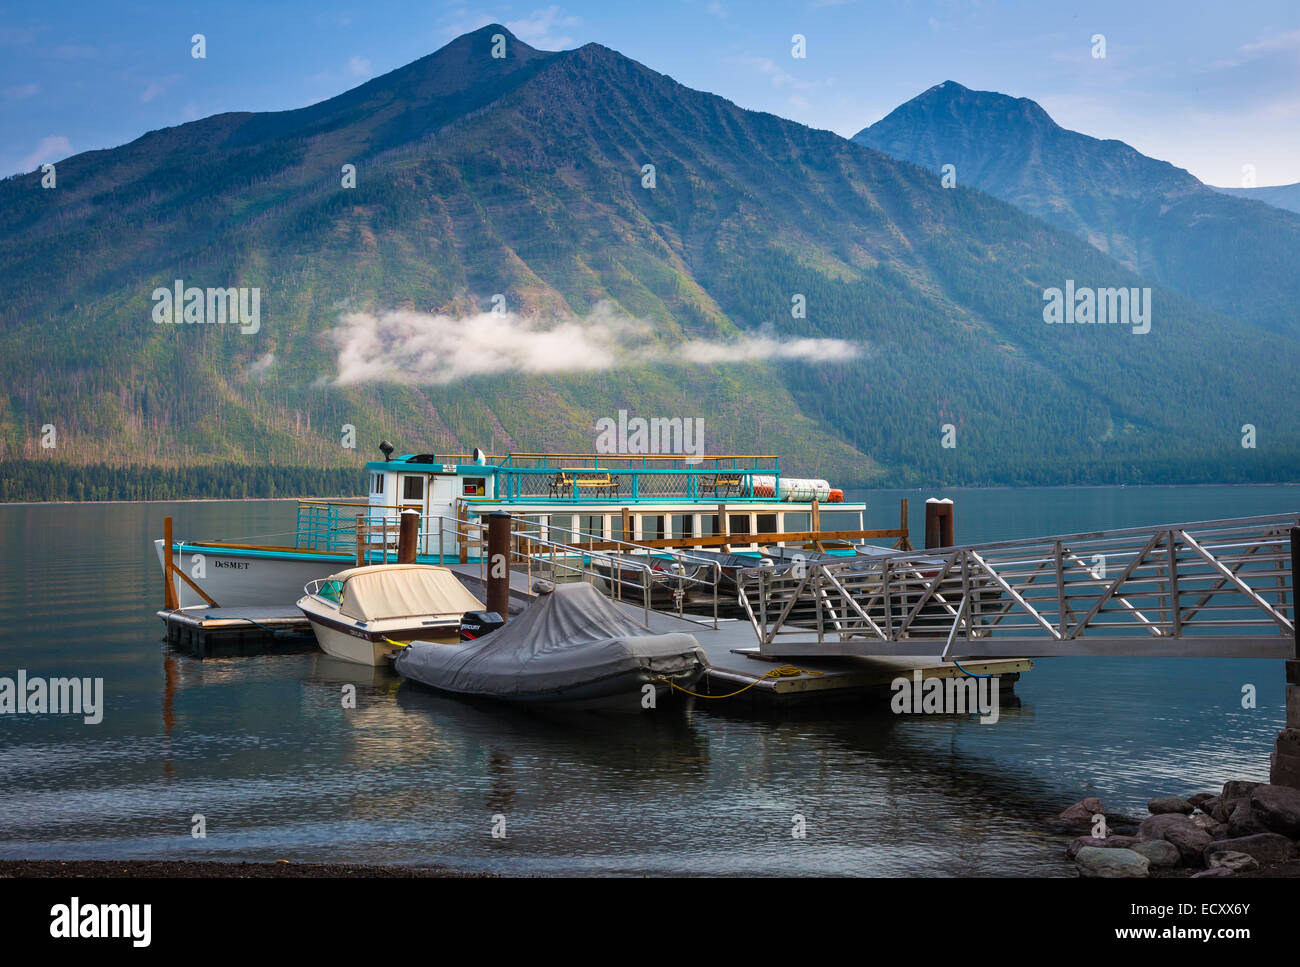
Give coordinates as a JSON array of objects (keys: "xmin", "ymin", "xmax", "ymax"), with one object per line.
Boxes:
[{"xmin": 296, "ymin": 564, "xmax": 707, "ymax": 711}]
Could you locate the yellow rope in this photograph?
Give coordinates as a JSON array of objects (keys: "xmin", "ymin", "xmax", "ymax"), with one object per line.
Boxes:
[
  {"xmin": 382, "ymin": 637, "xmax": 410, "ymax": 648},
  {"xmin": 654, "ymin": 663, "xmax": 823, "ymax": 699}
]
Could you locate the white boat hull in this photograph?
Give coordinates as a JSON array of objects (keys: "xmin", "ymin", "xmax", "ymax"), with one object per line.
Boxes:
[{"xmin": 155, "ymin": 540, "xmax": 352, "ymax": 608}]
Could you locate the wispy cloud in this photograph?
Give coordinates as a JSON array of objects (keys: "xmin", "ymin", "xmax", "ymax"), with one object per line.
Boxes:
[
  {"xmin": 348, "ymin": 55, "xmax": 372, "ymax": 78},
  {"xmin": 139, "ymin": 75, "xmax": 179, "ymax": 103},
  {"xmin": 329, "ymin": 302, "xmax": 861, "ymax": 385},
  {"xmin": 506, "ymin": 6, "xmax": 582, "ymax": 49},
  {"xmin": 18, "ymin": 135, "xmax": 71, "ymax": 172},
  {"xmin": 3, "ymin": 83, "xmax": 38, "ymax": 100}
]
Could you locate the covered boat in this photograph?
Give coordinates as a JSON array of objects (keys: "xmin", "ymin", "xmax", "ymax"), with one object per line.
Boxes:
[
  {"xmin": 394, "ymin": 580, "xmax": 708, "ymax": 710},
  {"xmin": 297, "ymin": 564, "xmax": 487, "ymax": 666}
]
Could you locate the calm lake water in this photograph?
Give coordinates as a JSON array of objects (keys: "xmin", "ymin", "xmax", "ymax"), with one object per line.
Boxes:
[{"xmin": 0, "ymin": 486, "xmax": 1295, "ymax": 876}]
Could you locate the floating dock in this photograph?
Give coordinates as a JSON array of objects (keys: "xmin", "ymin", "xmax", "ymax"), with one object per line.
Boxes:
[{"xmin": 159, "ymin": 606, "xmax": 315, "ymax": 658}]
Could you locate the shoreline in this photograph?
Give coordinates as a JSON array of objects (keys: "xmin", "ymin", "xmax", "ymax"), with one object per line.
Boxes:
[{"xmin": 0, "ymin": 859, "xmax": 495, "ymax": 878}]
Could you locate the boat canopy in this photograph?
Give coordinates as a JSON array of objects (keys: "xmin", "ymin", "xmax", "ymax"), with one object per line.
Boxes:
[{"xmin": 326, "ymin": 564, "xmax": 483, "ymax": 621}]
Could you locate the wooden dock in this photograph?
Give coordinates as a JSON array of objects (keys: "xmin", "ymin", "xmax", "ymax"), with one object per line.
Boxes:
[{"xmin": 159, "ymin": 606, "xmax": 315, "ymax": 658}]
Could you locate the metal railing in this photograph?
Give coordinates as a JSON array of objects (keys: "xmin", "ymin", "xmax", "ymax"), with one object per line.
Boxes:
[{"xmin": 737, "ymin": 514, "xmax": 1300, "ymax": 659}]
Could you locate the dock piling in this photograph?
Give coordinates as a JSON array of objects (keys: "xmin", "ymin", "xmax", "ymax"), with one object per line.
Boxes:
[
  {"xmin": 1270, "ymin": 527, "xmax": 1300, "ymax": 789},
  {"xmin": 487, "ymin": 511, "xmax": 512, "ymax": 623},
  {"xmin": 925, "ymin": 498, "xmax": 955, "ymax": 549},
  {"xmin": 397, "ymin": 509, "xmax": 420, "ymax": 564}
]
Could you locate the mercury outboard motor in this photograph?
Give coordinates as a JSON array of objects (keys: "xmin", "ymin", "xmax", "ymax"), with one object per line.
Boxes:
[{"xmin": 459, "ymin": 611, "xmax": 505, "ymax": 641}]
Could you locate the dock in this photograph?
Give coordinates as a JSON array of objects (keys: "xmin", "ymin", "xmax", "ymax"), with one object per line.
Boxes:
[{"xmin": 159, "ymin": 606, "xmax": 315, "ymax": 658}]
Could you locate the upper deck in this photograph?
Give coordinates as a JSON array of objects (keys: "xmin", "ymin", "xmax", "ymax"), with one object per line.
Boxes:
[{"xmin": 363, "ymin": 452, "xmax": 848, "ymax": 505}]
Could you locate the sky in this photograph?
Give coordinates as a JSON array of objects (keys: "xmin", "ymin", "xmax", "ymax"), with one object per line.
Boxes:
[{"xmin": 2, "ymin": 1, "xmax": 1298, "ymax": 186}]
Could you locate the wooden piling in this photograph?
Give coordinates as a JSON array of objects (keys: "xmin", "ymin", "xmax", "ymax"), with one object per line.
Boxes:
[
  {"xmin": 487, "ymin": 511, "xmax": 512, "ymax": 623},
  {"xmin": 163, "ymin": 517, "xmax": 178, "ymax": 610},
  {"xmin": 925, "ymin": 498, "xmax": 954, "ymax": 549},
  {"xmin": 397, "ymin": 509, "xmax": 420, "ymax": 564},
  {"xmin": 355, "ymin": 515, "xmax": 365, "ymax": 567}
]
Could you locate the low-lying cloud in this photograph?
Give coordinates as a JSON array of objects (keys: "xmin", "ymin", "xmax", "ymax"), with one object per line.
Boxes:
[{"xmin": 330, "ymin": 303, "xmax": 861, "ymax": 385}]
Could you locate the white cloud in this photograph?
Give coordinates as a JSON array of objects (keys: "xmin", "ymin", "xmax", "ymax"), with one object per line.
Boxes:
[
  {"xmin": 329, "ymin": 302, "xmax": 860, "ymax": 385},
  {"xmin": 18, "ymin": 135, "xmax": 71, "ymax": 172},
  {"xmin": 348, "ymin": 55, "xmax": 372, "ymax": 78},
  {"xmin": 3, "ymin": 83, "xmax": 38, "ymax": 100},
  {"xmin": 506, "ymin": 6, "xmax": 581, "ymax": 49}
]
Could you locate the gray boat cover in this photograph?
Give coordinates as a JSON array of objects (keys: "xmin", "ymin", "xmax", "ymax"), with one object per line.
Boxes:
[{"xmin": 394, "ymin": 581, "xmax": 707, "ymax": 700}]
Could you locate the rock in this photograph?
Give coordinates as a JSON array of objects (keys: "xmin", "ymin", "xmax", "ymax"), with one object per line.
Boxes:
[
  {"xmin": 1208, "ymin": 797, "xmax": 1237, "ymax": 823},
  {"xmin": 1188, "ymin": 793, "xmax": 1216, "ymax": 809},
  {"xmin": 1227, "ymin": 799, "xmax": 1267, "ymax": 838},
  {"xmin": 1190, "ymin": 813, "xmax": 1218, "ymax": 830},
  {"xmin": 1067, "ymin": 835, "xmax": 1139, "ymax": 859},
  {"xmin": 1210, "ymin": 823, "xmax": 1230, "ymax": 839},
  {"xmin": 1139, "ymin": 813, "xmax": 1214, "ymax": 865},
  {"xmin": 1207, "ymin": 850, "xmax": 1260, "ymax": 872},
  {"xmin": 1222, "ymin": 780, "xmax": 1262, "ymax": 801},
  {"xmin": 1203, "ymin": 833, "xmax": 1295, "ymax": 867},
  {"xmin": 1148, "ymin": 796, "xmax": 1194, "ymax": 815},
  {"xmin": 1131, "ymin": 839, "xmax": 1181, "ymax": 867},
  {"xmin": 1075, "ymin": 846, "xmax": 1149, "ymax": 878},
  {"xmin": 1058, "ymin": 797, "xmax": 1106, "ymax": 828},
  {"xmin": 1249, "ymin": 783, "xmax": 1300, "ymax": 838},
  {"xmin": 1192, "ymin": 867, "xmax": 1234, "ymax": 878}
]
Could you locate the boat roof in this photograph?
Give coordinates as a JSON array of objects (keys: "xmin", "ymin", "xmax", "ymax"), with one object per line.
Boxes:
[{"xmin": 326, "ymin": 564, "xmax": 483, "ymax": 621}]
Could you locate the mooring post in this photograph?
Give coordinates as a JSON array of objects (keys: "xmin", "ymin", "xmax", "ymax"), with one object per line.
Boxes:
[
  {"xmin": 924, "ymin": 498, "xmax": 954, "ymax": 549},
  {"xmin": 163, "ymin": 516, "xmax": 178, "ymax": 610},
  {"xmin": 487, "ymin": 511, "xmax": 512, "ymax": 624},
  {"xmin": 397, "ymin": 509, "xmax": 420, "ymax": 564},
  {"xmin": 1271, "ymin": 527, "xmax": 1300, "ymax": 789},
  {"xmin": 355, "ymin": 514, "xmax": 365, "ymax": 567}
]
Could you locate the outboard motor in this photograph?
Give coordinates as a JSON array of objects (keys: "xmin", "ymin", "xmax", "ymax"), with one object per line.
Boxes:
[{"xmin": 459, "ymin": 611, "xmax": 505, "ymax": 641}]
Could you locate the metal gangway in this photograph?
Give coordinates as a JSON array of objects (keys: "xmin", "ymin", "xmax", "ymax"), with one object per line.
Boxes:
[{"xmin": 736, "ymin": 513, "xmax": 1299, "ymax": 659}]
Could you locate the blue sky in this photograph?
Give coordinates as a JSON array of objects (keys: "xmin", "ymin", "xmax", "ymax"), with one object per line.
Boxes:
[{"xmin": 2, "ymin": 1, "xmax": 1298, "ymax": 185}]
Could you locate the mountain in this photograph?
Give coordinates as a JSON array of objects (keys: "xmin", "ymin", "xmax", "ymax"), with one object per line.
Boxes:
[
  {"xmin": 853, "ymin": 81, "xmax": 1300, "ymax": 337},
  {"xmin": 1, "ymin": 29, "xmax": 1297, "ymax": 499},
  {"xmin": 1212, "ymin": 182, "xmax": 1300, "ymax": 216}
]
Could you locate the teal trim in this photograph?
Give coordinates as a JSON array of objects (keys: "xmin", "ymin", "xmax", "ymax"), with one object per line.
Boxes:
[{"xmin": 171, "ymin": 543, "xmax": 475, "ymax": 567}]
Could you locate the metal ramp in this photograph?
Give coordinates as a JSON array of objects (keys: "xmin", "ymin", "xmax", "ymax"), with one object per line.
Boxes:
[{"xmin": 736, "ymin": 514, "xmax": 1299, "ymax": 659}]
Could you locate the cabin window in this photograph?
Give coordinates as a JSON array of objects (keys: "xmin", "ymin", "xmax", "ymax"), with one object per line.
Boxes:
[
  {"xmin": 370, "ymin": 473, "xmax": 385, "ymax": 495},
  {"xmin": 578, "ymin": 515, "xmax": 603, "ymax": 542},
  {"xmin": 728, "ymin": 514, "xmax": 751, "ymax": 535},
  {"xmin": 402, "ymin": 476, "xmax": 425, "ymax": 501},
  {"xmin": 756, "ymin": 513, "xmax": 778, "ymax": 537},
  {"xmin": 609, "ymin": 515, "xmax": 624, "ymax": 543},
  {"xmin": 671, "ymin": 514, "xmax": 694, "ymax": 539},
  {"xmin": 821, "ymin": 510, "xmax": 861, "ymax": 532},
  {"xmin": 699, "ymin": 514, "xmax": 718, "ymax": 537},
  {"xmin": 784, "ymin": 512, "xmax": 810, "ymax": 534},
  {"xmin": 462, "ymin": 477, "xmax": 486, "ymax": 497},
  {"xmin": 642, "ymin": 515, "xmax": 666, "ymax": 542}
]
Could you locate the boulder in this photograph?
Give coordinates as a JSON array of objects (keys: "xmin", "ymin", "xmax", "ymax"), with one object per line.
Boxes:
[
  {"xmin": 1131, "ymin": 839, "xmax": 1181, "ymax": 868},
  {"xmin": 1208, "ymin": 797, "xmax": 1236, "ymax": 823},
  {"xmin": 1058, "ymin": 797, "xmax": 1106, "ymax": 828},
  {"xmin": 1139, "ymin": 813, "xmax": 1214, "ymax": 865},
  {"xmin": 1075, "ymin": 846, "xmax": 1150, "ymax": 878},
  {"xmin": 1148, "ymin": 796, "xmax": 1194, "ymax": 815},
  {"xmin": 1067, "ymin": 835, "xmax": 1139, "ymax": 859},
  {"xmin": 1249, "ymin": 783, "xmax": 1300, "ymax": 838},
  {"xmin": 1188, "ymin": 793, "xmax": 1216, "ymax": 809},
  {"xmin": 1222, "ymin": 780, "xmax": 1262, "ymax": 801},
  {"xmin": 1192, "ymin": 867, "xmax": 1234, "ymax": 878},
  {"xmin": 1203, "ymin": 833, "xmax": 1295, "ymax": 867},
  {"xmin": 1227, "ymin": 800, "xmax": 1268, "ymax": 838},
  {"xmin": 1190, "ymin": 813, "xmax": 1218, "ymax": 830},
  {"xmin": 1207, "ymin": 850, "xmax": 1260, "ymax": 873}
]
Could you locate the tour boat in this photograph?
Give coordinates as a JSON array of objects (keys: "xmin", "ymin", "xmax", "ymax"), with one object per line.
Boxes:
[{"xmin": 156, "ymin": 444, "xmax": 885, "ymax": 610}]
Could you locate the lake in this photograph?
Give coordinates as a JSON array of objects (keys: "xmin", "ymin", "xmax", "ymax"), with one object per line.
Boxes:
[{"xmin": 0, "ymin": 485, "xmax": 1295, "ymax": 875}]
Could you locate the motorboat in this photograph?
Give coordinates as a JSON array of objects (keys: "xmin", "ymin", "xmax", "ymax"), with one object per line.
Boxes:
[
  {"xmin": 296, "ymin": 564, "xmax": 493, "ymax": 666},
  {"xmin": 394, "ymin": 580, "xmax": 708, "ymax": 710}
]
